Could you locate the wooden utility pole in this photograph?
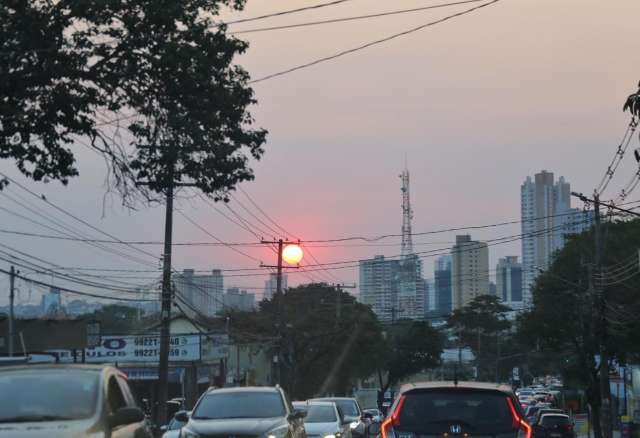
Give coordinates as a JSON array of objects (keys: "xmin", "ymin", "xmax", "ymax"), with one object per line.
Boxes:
[
  {"xmin": 572, "ymin": 191, "xmax": 615, "ymax": 438},
  {"xmin": 8, "ymin": 266, "xmax": 15, "ymax": 357},
  {"xmin": 157, "ymin": 169, "xmax": 174, "ymax": 425},
  {"xmin": 260, "ymin": 239, "xmax": 300, "ymax": 385}
]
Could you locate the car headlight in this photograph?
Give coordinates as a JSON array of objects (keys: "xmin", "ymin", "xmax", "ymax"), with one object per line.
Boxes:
[
  {"xmin": 181, "ymin": 429, "xmax": 200, "ymax": 438},
  {"xmin": 350, "ymin": 421, "xmax": 360, "ymax": 429},
  {"xmin": 267, "ymin": 426, "xmax": 289, "ymax": 438},
  {"xmin": 324, "ymin": 434, "xmax": 336, "ymax": 438}
]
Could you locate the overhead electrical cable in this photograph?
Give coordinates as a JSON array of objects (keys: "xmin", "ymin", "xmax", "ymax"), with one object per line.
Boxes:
[
  {"xmin": 232, "ymin": 0, "xmax": 487, "ymax": 34},
  {"xmin": 249, "ymin": 0, "xmax": 502, "ymax": 84}
]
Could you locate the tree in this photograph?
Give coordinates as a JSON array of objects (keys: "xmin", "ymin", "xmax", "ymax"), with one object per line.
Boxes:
[
  {"xmin": 377, "ymin": 319, "xmax": 444, "ymax": 394},
  {"xmin": 227, "ymin": 283, "xmax": 388, "ymax": 399},
  {"xmin": 0, "ymin": 0, "xmax": 266, "ymax": 203},
  {"xmin": 447, "ymin": 295, "xmax": 511, "ymax": 381},
  {"xmin": 517, "ymin": 219, "xmax": 640, "ymax": 438}
]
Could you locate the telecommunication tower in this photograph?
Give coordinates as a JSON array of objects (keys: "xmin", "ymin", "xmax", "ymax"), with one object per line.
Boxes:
[{"xmin": 400, "ymin": 167, "xmax": 413, "ymax": 258}]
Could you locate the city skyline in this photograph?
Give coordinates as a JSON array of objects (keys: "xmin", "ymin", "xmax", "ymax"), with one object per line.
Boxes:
[{"xmin": 1, "ymin": 0, "xmax": 639, "ymax": 306}]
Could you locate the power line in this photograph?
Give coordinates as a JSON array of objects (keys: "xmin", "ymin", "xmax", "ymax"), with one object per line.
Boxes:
[
  {"xmin": 232, "ymin": 0, "xmax": 486, "ymax": 35},
  {"xmin": 595, "ymin": 118, "xmax": 638, "ymax": 197},
  {"xmin": 221, "ymin": 0, "xmax": 356, "ymax": 26},
  {"xmin": 249, "ymin": 0, "xmax": 502, "ymax": 84},
  {"xmin": 177, "ymin": 210, "xmax": 263, "ymax": 263},
  {"xmin": 0, "ymin": 268, "xmax": 157, "ymax": 302},
  {"xmin": 0, "ymin": 173, "xmax": 160, "ymax": 264}
]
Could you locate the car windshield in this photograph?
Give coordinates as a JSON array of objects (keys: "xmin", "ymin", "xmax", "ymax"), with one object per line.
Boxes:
[
  {"xmin": 168, "ymin": 415, "xmax": 187, "ymax": 430},
  {"xmin": 541, "ymin": 416, "xmax": 571, "ymax": 427},
  {"xmin": 334, "ymin": 400, "xmax": 359, "ymax": 417},
  {"xmin": 306, "ymin": 405, "xmax": 337, "ymax": 423},
  {"xmin": 0, "ymin": 371, "xmax": 99, "ymax": 423},
  {"xmin": 397, "ymin": 390, "xmax": 516, "ymax": 434},
  {"xmin": 193, "ymin": 392, "xmax": 285, "ymax": 419}
]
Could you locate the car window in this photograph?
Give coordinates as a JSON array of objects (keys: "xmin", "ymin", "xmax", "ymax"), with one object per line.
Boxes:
[
  {"xmin": 306, "ymin": 405, "xmax": 338, "ymax": 423},
  {"xmin": 116, "ymin": 376, "xmax": 136, "ymax": 407},
  {"xmin": 334, "ymin": 400, "xmax": 359, "ymax": 417},
  {"xmin": 541, "ymin": 416, "xmax": 570, "ymax": 427},
  {"xmin": 168, "ymin": 416, "xmax": 187, "ymax": 430},
  {"xmin": 0, "ymin": 371, "xmax": 99, "ymax": 422},
  {"xmin": 107, "ymin": 376, "xmax": 127, "ymax": 414},
  {"xmin": 193, "ymin": 392, "xmax": 286, "ymax": 419},
  {"xmin": 397, "ymin": 390, "xmax": 515, "ymax": 434}
]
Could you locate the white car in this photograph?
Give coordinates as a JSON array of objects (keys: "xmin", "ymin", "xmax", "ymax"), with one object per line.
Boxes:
[
  {"xmin": 160, "ymin": 410, "xmax": 190, "ymax": 438},
  {"xmin": 303, "ymin": 401, "xmax": 352, "ymax": 438}
]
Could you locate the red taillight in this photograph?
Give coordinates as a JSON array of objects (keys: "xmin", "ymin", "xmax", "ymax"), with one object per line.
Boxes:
[
  {"xmin": 506, "ymin": 397, "xmax": 532, "ymax": 438},
  {"xmin": 381, "ymin": 395, "xmax": 406, "ymax": 438},
  {"xmin": 564, "ymin": 424, "xmax": 574, "ymax": 431}
]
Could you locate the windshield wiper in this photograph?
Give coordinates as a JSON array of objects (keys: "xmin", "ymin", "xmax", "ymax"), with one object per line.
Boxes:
[{"xmin": 0, "ymin": 415, "xmax": 75, "ymax": 423}]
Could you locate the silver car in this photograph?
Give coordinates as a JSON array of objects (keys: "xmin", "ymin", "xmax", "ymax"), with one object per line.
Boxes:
[
  {"xmin": 304, "ymin": 401, "xmax": 352, "ymax": 438},
  {"xmin": 0, "ymin": 364, "xmax": 152, "ymax": 438}
]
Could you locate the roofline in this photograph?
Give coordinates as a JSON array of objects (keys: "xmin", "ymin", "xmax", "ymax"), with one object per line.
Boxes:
[{"xmin": 398, "ymin": 381, "xmax": 514, "ymax": 394}]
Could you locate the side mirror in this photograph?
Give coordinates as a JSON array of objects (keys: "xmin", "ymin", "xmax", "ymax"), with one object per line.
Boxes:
[
  {"xmin": 160, "ymin": 425, "xmax": 168, "ymax": 432},
  {"xmin": 174, "ymin": 411, "xmax": 189, "ymax": 423},
  {"xmin": 367, "ymin": 422, "xmax": 381, "ymax": 438},
  {"xmin": 362, "ymin": 413, "xmax": 374, "ymax": 421},
  {"xmin": 108, "ymin": 407, "xmax": 145, "ymax": 429}
]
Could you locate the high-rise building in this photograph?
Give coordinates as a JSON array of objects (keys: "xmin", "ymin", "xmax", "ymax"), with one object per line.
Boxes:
[
  {"xmin": 174, "ymin": 269, "xmax": 224, "ymax": 317},
  {"xmin": 263, "ymin": 273, "xmax": 288, "ymax": 301},
  {"xmin": 41, "ymin": 287, "xmax": 62, "ymax": 315},
  {"xmin": 496, "ymin": 256, "xmax": 523, "ymax": 304},
  {"xmin": 223, "ymin": 288, "xmax": 256, "ymax": 312},
  {"xmin": 521, "ymin": 171, "xmax": 594, "ymax": 304},
  {"xmin": 397, "ymin": 253, "xmax": 425, "ymax": 320},
  {"xmin": 359, "ymin": 255, "xmax": 401, "ymax": 322},
  {"xmin": 434, "ymin": 255, "xmax": 452, "ymax": 317},
  {"xmin": 451, "ymin": 235, "xmax": 489, "ymax": 310},
  {"xmin": 424, "ymin": 278, "xmax": 435, "ymax": 314}
]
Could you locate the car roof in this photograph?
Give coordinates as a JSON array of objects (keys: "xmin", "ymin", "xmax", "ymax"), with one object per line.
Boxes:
[
  {"xmin": 399, "ymin": 381, "xmax": 514, "ymax": 395},
  {"xmin": 541, "ymin": 414, "xmax": 569, "ymax": 419},
  {"xmin": 205, "ymin": 386, "xmax": 280, "ymax": 395},
  {"xmin": 307, "ymin": 401, "xmax": 337, "ymax": 407},
  {"xmin": 312, "ymin": 397, "xmax": 357, "ymax": 400}
]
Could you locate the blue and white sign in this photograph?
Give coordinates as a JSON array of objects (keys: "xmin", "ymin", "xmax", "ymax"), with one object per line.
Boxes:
[{"xmin": 83, "ymin": 334, "xmax": 201, "ymax": 363}]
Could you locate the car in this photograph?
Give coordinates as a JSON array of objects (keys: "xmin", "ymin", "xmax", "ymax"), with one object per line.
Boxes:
[
  {"xmin": 0, "ymin": 364, "xmax": 152, "ymax": 438},
  {"xmin": 534, "ymin": 414, "xmax": 575, "ymax": 438},
  {"xmin": 303, "ymin": 401, "xmax": 352, "ymax": 438},
  {"xmin": 160, "ymin": 410, "xmax": 190, "ymax": 438},
  {"xmin": 533, "ymin": 409, "xmax": 566, "ymax": 425},
  {"xmin": 178, "ymin": 386, "xmax": 306, "ymax": 438},
  {"xmin": 525, "ymin": 405, "xmax": 544, "ymax": 424},
  {"xmin": 369, "ymin": 381, "xmax": 531, "ymax": 438},
  {"xmin": 309, "ymin": 397, "xmax": 366, "ymax": 438},
  {"xmin": 294, "ymin": 401, "xmax": 309, "ymax": 415}
]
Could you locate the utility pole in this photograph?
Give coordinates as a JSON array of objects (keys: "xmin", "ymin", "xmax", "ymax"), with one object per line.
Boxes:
[
  {"xmin": 157, "ymin": 166, "xmax": 174, "ymax": 426},
  {"xmin": 8, "ymin": 266, "xmax": 15, "ymax": 357},
  {"xmin": 594, "ymin": 194, "xmax": 613, "ymax": 438},
  {"xmin": 260, "ymin": 239, "xmax": 301, "ymax": 386},
  {"xmin": 573, "ymin": 191, "xmax": 613, "ymax": 438}
]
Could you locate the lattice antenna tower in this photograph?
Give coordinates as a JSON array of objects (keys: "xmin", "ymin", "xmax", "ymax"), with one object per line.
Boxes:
[{"xmin": 400, "ymin": 165, "xmax": 414, "ymax": 258}]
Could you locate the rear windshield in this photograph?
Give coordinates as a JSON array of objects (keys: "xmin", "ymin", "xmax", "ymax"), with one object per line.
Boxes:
[
  {"xmin": 541, "ymin": 416, "xmax": 570, "ymax": 427},
  {"xmin": 397, "ymin": 390, "xmax": 516, "ymax": 434},
  {"xmin": 306, "ymin": 405, "xmax": 337, "ymax": 423}
]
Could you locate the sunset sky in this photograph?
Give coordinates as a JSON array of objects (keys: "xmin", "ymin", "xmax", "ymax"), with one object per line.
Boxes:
[{"xmin": 2, "ymin": 0, "xmax": 640, "ymax": 304}]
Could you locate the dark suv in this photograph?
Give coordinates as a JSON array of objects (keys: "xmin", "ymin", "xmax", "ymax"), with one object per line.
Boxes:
[
  {"xmin": 178, "ymin": 386, "xmax": 306, "ymax": 438},
  {"xmin": 372, "ymin": 382, "xmax": 531, "ymax": 438}
]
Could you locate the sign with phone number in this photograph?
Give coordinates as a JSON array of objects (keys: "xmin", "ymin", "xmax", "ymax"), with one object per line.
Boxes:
[{"xmin": 84, "ymin": 335, "xmax": 201, "ymax": 363}]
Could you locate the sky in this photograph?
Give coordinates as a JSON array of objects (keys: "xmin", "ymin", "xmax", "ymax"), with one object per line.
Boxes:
[{"xmin": 2, "ymin": 0, "xmax": 640, "ymax": 306}]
